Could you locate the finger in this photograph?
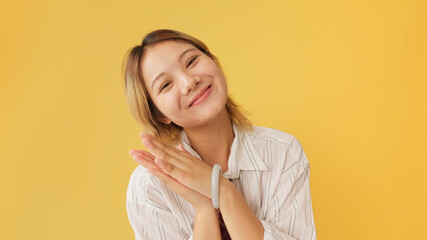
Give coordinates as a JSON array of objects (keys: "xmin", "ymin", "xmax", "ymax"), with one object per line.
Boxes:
[
  {"xmin": 147, "ymin": 167, "xmax": 198, "ymax": 198},
  {"xmin": 130, "ymin": 149, "xmax": 156, "ymax": 162},
  {"xmin": 141, "ymin": 134, "xmax": 187, "ymax": 167},
  {"xmin": 140, "ymin": 133, "xmax": 174, "ymax": 155},
  {"xmin": 154, "ymin": 158, "xmax": 190, "ymax": 184},
  {"xmin": 137, "ymin": 149, "xmax": 156, "ymax": 161},
  {"xmin": 132, "ymin": 151, "xmax": 161, "ymax": 170},
  {"xmin": 155, "ymin": 158, "xmax": 174, "ymax": 174},
  {"xmin": 175, "ymin": 143, "xmax": 198, "ymax": 159},
  {"xmin": 129, "ymin": 149, "xmax": 138, "ymax": 157},
  {"xmin": 140, "ymin": 132, "xmax": 182, "ymax": 154},
  {"xmin": 154, "ymin": 158, "xmax": 183, "ymax": 179},
  {"xmin": 141, "ymin": 133, "xmax": 190, "ymax": 161},
  {"xmin": 134, "ymin": 155, "xmax": 158, "ymax": 169}
]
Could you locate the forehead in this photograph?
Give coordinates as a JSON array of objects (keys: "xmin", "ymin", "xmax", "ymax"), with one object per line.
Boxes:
[
  {"xmin": 145, "ymin": 40, "xmax": 195, "ymax": 59},
  {"xmin": 141, "ymin": 41, "xmax": 196, "ymax": 79}
]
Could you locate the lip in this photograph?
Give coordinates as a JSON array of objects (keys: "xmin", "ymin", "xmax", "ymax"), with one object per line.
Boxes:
[{"xmin": 188, "ymin": 84, "xmax": 212, "ymax": 108}]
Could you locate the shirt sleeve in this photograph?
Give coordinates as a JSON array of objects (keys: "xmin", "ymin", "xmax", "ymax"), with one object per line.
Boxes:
[
  {"xmin": 261, "ymin": 137, "xmax": 317, "ymax": 240},
  {"xmin": 126, "ymin": 167, "xmax": 193, "ymax": 240}
]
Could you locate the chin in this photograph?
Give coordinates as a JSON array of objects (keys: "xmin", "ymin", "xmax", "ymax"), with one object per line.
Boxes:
[{"xmin": 178, "ymin": 105, "xmax": 226, "ymax": 129}]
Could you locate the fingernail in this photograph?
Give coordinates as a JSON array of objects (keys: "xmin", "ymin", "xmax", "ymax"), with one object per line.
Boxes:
[
  {"xmin": 142, "ymin": 139, "xmax": 150, "ymax": 147},
  {"xmin": 140, "ymin": 132, "xmax": 150, "ymax": 138}
]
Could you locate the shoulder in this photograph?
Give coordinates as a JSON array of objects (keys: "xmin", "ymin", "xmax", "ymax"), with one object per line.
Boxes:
[
  {"xmin": 126, "ymin": 165, "xmax": 148, "ymax": 203},
  {"xmin": 247, "ymin": 125, "xmax": 304, "ymax": 153},
  {"xmin": 126, "ymin": 165, "xmax": 166, "ymax": 206},
  {"xmin": 248, "ymin": 125, "xmax": 296, "ymax": 145},
  {"xmin": 245, "ymin": 126, "xmax": 309, "ymax": 172},
  {"xmin": 126, "ymin": 165, "xmax": 179, "ymax": 216}
]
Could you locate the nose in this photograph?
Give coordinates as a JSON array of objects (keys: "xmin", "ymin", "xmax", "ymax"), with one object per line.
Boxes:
[{"xmin": 178, "ymin": 73, "xmax": 200, "ymax": 95}]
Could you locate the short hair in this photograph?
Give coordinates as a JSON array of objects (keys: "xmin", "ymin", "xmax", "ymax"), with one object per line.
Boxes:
[{"xmin": 122, "ymin": 29, "xmax": 252, "ymax": 144}]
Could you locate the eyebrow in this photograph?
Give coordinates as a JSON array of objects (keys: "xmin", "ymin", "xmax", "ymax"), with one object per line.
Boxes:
[{"xmin": 150, "ymin": 47, "xmax": 198, "ymax": 91}]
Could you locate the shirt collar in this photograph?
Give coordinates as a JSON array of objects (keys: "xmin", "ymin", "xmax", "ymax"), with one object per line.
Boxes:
[{"xmin": 179, "ymin": 124, "xmax": 268, "ymax": 180}]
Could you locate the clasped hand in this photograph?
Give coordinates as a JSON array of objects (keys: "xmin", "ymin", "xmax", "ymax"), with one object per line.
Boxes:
[{"xmin": 129, "ymin": 132, "xmax": 214, "ymax": 208}]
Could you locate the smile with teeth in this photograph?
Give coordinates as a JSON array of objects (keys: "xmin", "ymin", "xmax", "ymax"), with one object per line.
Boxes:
[{"xmin": 189, "ymin": 85, "xmax": 212, "ymax": 108}]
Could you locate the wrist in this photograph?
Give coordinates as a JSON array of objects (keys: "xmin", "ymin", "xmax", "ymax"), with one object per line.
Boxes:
[
  {"xmin": 217, "ymin": 176, "xmax": 265, "ymax": 239},
  {"xmin": 193, "ymin": 203, "xmax": 221, "ymax": 240},
  {"xmin": 194, "ymin": 202, "xmax": 218, "ymax": 217},
  {"xmin": 193, "ymin": 197, "xmax": 216, "ymax": 214},
  {"xmin": 218, "ymin": 176, "xmax": 237, "ymax": 209}
]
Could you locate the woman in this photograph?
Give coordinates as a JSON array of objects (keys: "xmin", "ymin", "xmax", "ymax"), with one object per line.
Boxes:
[{"xmin": 124, "ymin": 29, "xmax": 316, "ymax": 240}]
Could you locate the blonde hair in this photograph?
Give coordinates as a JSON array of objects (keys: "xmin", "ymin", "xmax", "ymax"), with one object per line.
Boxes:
[{"xmin": 122, "ymin": 29, "xmax": 252, "ymax": 144}]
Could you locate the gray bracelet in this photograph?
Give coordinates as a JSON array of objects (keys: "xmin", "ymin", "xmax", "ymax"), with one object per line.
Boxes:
[{"xmin": 211, "ymin": 164, "xmax": 222, "ymax": 209}]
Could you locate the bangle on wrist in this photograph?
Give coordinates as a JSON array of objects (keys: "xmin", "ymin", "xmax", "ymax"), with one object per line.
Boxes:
[{"xmin": 211, "ymin": 164, "xmax": 222, "ymax": 209}]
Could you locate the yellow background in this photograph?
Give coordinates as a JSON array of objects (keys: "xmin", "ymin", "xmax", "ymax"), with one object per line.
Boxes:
[{"xmin": 1, "ymin": 0, "xmax": 426, "ymax": 239}]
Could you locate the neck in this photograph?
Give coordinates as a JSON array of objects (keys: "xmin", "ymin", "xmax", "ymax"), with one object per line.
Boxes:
[{"xmin": 183, "ymin": 108, "xmax": 234, "ymax": 172}]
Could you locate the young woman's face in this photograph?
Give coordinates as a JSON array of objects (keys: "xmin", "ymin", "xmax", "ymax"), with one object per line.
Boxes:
[{"xmin": 141, "ymin": 40, "xmax": 228, "ymax": 129}]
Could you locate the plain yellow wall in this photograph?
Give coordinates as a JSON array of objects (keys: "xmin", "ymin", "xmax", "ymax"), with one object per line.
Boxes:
[{"xmin": 1, "ymin": 0, "xmax": 426, "ymax": 239}]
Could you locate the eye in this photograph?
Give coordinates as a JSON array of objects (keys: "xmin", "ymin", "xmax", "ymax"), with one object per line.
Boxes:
[
  {"xmin": 160, "ymin": 82, "xmax": 171, "ymax": 92},
  {"xmin": 186, "ymin": 56, "xmax": 198, "ymax": 68}
]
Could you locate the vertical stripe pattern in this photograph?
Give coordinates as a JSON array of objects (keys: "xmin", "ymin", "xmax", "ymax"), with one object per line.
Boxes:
[{"xmin": 126, "ymin": 125, "xmax": 317, "ymax": 239}]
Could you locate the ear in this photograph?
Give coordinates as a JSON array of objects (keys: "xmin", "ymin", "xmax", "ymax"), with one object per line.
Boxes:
[
  {"xmin": 158, "ymin": 116, "xmax": 172, "ymax": 124},
  {"xmin": 154, "ymin": 109, "xmax": 172, "ymax": 124}
]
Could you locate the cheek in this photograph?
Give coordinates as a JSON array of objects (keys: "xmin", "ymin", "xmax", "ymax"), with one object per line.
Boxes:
[
  {"xmin": 214, "ymin": 70, "xmax": 228, "ymax": 94},
  {"xmin": 204, "ymin": 63, "xmax": 227, "ymax": 90},
  {"xmin": 156, "ymin": 92, "xmax": 181, "ymax": 114}
]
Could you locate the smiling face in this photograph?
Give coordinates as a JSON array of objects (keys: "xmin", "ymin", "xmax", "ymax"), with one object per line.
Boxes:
[{"xmin": 141, "ymin": 40, "xmax": 229, "ymax": 129}]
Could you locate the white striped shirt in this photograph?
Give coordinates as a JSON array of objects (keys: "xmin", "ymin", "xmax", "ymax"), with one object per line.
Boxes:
[{"xmin": 126, "ymin": 125, "xmax": 317, "ymax": 239}]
